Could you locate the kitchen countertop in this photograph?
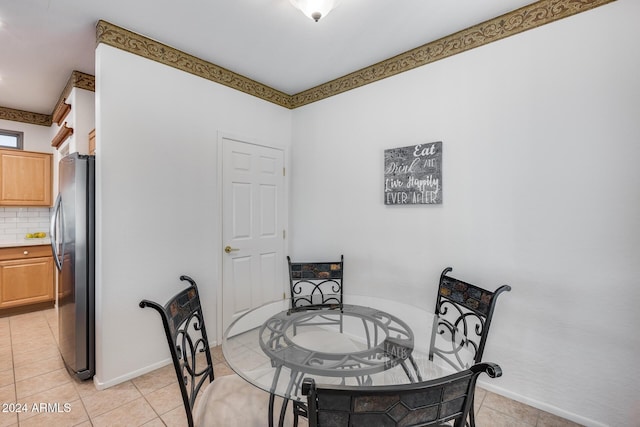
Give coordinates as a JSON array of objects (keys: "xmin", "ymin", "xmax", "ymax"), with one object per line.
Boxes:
[{"xmin": 0, "ymin": 238, "xmax": 51, "ymax": 248}]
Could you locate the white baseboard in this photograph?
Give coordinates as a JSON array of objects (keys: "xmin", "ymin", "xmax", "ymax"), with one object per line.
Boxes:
[
  {"xmin": 93, "ymin": 341, "xmax": 220, "ymax": 390},
  {"xmin": 476, "ymin": 379, "xmax": 609, "ymax": 427},
  {"xmin": 93, "ymin": 357, "xmax": 172, "ymax": 390}
]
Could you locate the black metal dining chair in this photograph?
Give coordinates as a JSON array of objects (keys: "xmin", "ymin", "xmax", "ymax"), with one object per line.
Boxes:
[
  {"xmin": 302, "ymin": 362, "xmax": 502, "ymax": 427},
  {"xmin": 288, "ymin": 254, "xmax": 344, "ymax": 308},
  {"xmin": 429, "ymin": 267, "xmax": 511, "ymax": 427},
  {"xmin": 287, "ymin": 255, "xmax": 346, "ymax": 426},
  {"xmin": 139, "ymin": 275, "xmax": 271, "ymax": 427}
]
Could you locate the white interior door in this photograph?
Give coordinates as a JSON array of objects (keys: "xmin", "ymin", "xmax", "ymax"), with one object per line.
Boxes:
[{"xmin": 221, "ymin": 137, "xmax": 285, "ymax": 332}]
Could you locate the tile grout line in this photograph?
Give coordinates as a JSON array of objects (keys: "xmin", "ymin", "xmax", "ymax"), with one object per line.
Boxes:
[
  {"xmin": 131, "ymin": 379, "xmax": 169, "ymax": 426},
  {"xmin": 46, "ymin": 308, "xmax": 97, "ymax": 427},
  {"xmin": 12, "ymin": 310, "xmax": 88, "ymax": 426},
  {"xmin": 44, "ymin": 308, "xmax": 96, "ymax": 427},
  {"xmin": 8, "ymin": 316, "xmax": 19, "ymax": 426},
  {"xmin": 478, "ymin": 391, "xmax": 541, "ymax": 427},
  {"xmin": 73, "ymin": 381, "xmax": 95, "ymax": 427}
]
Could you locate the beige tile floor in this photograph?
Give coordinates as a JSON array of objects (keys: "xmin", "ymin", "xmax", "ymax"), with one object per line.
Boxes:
[{"xmin": 0, "ymin": 308, "xmax": 583, "ymax": 427}]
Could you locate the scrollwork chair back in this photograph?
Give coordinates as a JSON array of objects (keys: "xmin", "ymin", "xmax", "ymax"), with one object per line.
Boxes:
[
  {"xmin": 139, "ymin": 275, "xmax": 213, "ymax": 427},
  {"xmin": 303, "ymin": 362, "xmax": 502, "ymax": 427},
  {"xmin": 429, "ymin": 267, "xmax": 511, "ymax": 427},
  {"xmin": 429, "ymin": 267, "xmax": 511, "ymax": 370},
  {"xmin": 287, "ymin": 255, "xmax": 344, "ymax": 308},
  {"xmin": 140, "ymin": 276, "xmax": 277, "ymax": 427}
]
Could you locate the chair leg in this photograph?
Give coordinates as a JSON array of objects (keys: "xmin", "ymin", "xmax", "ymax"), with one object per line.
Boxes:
[
  {"xmin": 268, "ymin": 393, "xmax": 276, "ymax": 427},
  {"xmin": 468, "ymin": 396, "xmax": 476, "ymax": 427},
  {"xmin": 293, "ymin": 401, "xmax": 307, "ymax": 427},
  {"xmin": 278, "ymin": 398, "xmax": 289, "ymax": 427}
]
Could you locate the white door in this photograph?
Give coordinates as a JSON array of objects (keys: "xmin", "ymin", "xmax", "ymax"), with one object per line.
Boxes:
[{"xmin": 221, "ymin": 137, "xmax": 285, "ymax": 332}]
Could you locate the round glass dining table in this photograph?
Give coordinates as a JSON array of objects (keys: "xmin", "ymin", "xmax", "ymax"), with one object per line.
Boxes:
[{"xmin": 222, "ymin": 294, "xmax": 467, "ymax": 427}]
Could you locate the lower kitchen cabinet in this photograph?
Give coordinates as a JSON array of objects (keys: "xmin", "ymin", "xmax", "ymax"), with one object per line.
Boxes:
[{"xmin": 0, "ymin": 245, "xmax": 54, "ymax": 311}]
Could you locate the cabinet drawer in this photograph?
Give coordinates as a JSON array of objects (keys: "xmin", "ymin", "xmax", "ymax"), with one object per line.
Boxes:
[{"xmin": 0, "ymin": 245, "xmax": 52, "ymax": 261}]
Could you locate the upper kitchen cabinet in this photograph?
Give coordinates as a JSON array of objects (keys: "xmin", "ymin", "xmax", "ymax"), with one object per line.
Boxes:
[{"xmin": 0, "ymin": 149, "xmax": 52, "ymax": 207}]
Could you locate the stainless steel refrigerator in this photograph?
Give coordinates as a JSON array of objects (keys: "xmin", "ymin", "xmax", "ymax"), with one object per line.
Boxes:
[{"xmin": 50, "ymin": 153, "xmax": 95, "ymax": 381}]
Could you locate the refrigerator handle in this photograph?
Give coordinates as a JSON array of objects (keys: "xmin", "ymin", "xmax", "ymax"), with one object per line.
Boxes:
[{"xmin": 50, "ymin": 193, "xmax": 64, "ymax": 272}]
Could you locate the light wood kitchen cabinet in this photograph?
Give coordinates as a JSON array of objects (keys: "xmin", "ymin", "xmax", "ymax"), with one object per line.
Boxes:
[
  {"xmin": 0, "ymin": 149, "xmax": 53, "ymax": 206},
  {"xmin": 0, "ymin": 245, "xmax": 54, "ymax": 311}
]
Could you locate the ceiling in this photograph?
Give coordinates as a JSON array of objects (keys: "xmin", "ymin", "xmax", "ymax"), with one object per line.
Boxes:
[{"xmin": 0, "ymin": 0, "xmax": 537, "ymax": 116}]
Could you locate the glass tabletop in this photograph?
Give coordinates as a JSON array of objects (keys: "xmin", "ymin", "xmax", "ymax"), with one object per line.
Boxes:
[{"xmin": 223, "ymin": 294, "xmax": 471, "ymax": 403}]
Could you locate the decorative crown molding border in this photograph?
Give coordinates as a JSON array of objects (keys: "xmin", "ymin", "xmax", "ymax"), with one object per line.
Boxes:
[
  {"xmin": 96, "ymin": 20, "xmax": 293, "ymax": 109},
  {"xmin": 0, "ymin": 70, "xmax": 95, "ymax": 127},
  {"xmin": 97, "ymin": 0, "xmax": 614, "ymax": 110},
  {"xmin": 291, "ymin": 0, "xmax": 616, "ymax": 108},
  {"xmin": 1, "ymin": 0, "xmax": 617, "ymax": 125},
  {"xmin": 0, "ymin": 106, "xmax": 52, "ymax": 127},
  {"xmin": 58, "ymin": 70, "xmax": 96, "ymax": 105}
]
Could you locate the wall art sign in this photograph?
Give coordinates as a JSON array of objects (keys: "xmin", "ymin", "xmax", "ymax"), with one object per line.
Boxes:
[{"xmin": 384, "ymin": 141, "xmax": 442, "ymax": 205}]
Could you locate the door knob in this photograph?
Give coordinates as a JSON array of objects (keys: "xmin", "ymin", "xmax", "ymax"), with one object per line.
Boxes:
[{"xmin": 224, "ymin": 246, "xmax": 239, "ymax": 254}]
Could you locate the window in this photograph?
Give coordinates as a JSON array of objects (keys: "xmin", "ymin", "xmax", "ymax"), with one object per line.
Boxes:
[{"xmin": 0, "ymin": 129, "xmax": 24, "ymax": 149}]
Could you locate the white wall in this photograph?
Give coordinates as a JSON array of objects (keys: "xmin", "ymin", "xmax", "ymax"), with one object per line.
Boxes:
[
  {"xmin": 94, "ymin": 44, "xmax": 292, "ymax": 387},
  {"xmin": 0, "ymin": 119, "xmax": 54, "ymax": 153},
  {"xmin": 290, "ymin": 1, "xmax": 639, "ymax": 426},
  {"xmin": 51, "ymin": 86, "xmax": 96, "ymax": 195},
  {"xmin": 62, "ymin": 87, "xmax": 95, "ymax": 156}
]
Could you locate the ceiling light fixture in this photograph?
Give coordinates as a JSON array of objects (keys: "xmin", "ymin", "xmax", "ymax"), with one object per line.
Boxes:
[{"xmin": 289, "ymin": 0, "xmax": 340, "ymax": 22}]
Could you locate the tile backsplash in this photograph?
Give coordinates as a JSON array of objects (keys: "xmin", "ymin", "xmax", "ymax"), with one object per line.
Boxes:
[{"xmin": 0, "ymin": 207, "xmax": 51, "ymax": 242}]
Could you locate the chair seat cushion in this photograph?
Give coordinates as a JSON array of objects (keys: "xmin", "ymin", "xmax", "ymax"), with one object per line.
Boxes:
[
  {"xmin": 193, "ymin": 374, "xmax": 267, "ymax": 426},
  {"xmin": 193, "ymin": 374, "xmax": 298, "ymax": 427}
]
